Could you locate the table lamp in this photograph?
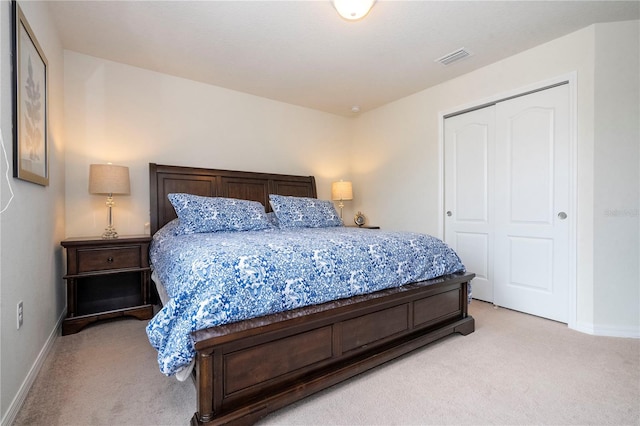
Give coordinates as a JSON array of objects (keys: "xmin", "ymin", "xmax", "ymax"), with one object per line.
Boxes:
[
  {"xmin": 89, "ymin": 164, "xmax": 130, "ymax": 239},
  {"xmin": 331, "ymin": 180, "xmax": 353, "ymax": 219}
]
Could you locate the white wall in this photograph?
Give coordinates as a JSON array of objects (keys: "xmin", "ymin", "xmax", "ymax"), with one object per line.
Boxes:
[
  {"xmin": 592, "ymin": 20, "xmax": 640, "ymax": 335},
  {"xmin": 64, "ymin": 52, "xmax": 353, "ymax": 238},
  {"xmin": 352, "ymin": 21, "xmax": 639, "ymax": 336},
  {"xmin": 0, "ymin": 1, "xmax": 66, "ymax": 424}
]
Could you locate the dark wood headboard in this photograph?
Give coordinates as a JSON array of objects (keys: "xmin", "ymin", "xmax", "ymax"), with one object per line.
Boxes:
[{"xmin": 149, "ymin": 163, "xmax": 317, "ymax": 234}]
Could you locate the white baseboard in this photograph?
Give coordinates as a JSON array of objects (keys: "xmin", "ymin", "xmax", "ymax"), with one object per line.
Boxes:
[
  {"xmin": 572, "ymin": 321, "xmax": 640, "ymax": 338},
  {"xmin": 0, "ymin": 310, "xmax": 65, "ymax": 426}
]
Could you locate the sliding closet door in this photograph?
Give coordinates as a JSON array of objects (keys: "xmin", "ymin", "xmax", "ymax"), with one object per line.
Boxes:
[
  {"xmin": 493, "ymin": 84, "xmax": 570, "ymax": 322},
  {"xmin": 444, "ymin": 84, "xmax": 571, "ymax": 322},
  {"xmin": 444, "ymin": 106, "xmax": 495, "ymax": 302}
]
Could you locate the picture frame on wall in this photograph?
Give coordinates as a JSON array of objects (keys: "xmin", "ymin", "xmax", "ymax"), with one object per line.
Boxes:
[{"xmin": 12, "ymin": 1, "xmax": 49, "ymax": 186}]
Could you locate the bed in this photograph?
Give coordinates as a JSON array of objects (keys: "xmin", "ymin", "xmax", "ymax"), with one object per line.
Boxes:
[{"xmin": 147, "ymin": 163, "xmax": 475, "ymax": 425}]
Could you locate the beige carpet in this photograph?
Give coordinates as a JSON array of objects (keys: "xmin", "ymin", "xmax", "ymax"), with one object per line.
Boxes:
[{"xmin": 13, "ymin": 301, "xmax": 640, "ymax": 426}]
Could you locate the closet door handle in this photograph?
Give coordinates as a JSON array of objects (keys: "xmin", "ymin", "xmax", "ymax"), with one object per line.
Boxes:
[
  {"xmin": 557, "ymin": 212, "xmax": 567, "ymax": 220},
  {"xmin": 446, "ymin": 211, "xmax": 452, "ymax": 217}
]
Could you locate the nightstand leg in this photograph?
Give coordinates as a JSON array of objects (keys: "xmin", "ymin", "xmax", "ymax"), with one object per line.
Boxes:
[
  {"xmin": 141, "ymin": 270, "xmax": 150, "ymax": 305},
  {"xmin": 67, "ymin": 278, "xmax": 77, "ymax": 318}
]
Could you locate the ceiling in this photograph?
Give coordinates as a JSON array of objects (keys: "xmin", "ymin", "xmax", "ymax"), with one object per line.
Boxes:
[{"xmin": 48, "ymin": 1, "xmax": 639, "ymax": 117}]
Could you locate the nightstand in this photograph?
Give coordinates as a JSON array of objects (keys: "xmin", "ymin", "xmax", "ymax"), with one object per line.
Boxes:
[{"xmin": 61, "ymin": 236, "xmax": 153, "ymax": 335}]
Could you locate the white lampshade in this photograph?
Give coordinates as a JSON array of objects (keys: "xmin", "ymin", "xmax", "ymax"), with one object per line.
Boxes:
[
  {"xmin": 332, "ymin": 0, "xmax": 375, "ymax": 21},
  {"xmin": 332, "ymin": 181, "xmax": 353, "ymax": 201},
  {"xmin": 89, "ymin": 164, "xmax": 130, "ymax": 195}
]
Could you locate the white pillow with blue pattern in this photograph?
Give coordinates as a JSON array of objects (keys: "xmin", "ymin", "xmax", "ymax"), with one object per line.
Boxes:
[
  {"xmin": 269, "ymin": 194, "xmax": 343, "ymax": 229},
  {"xmin": 168, "ymin": 193, "xmax": 272, "ymax": 235},
  {"xmin": 266, "ymin": 211, "xmax": 279, "ymax": 227}
]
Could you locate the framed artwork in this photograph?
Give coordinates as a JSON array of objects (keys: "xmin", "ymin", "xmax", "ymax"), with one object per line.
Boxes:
[{"xmin": 12, "ymin": 1, "xmax": 48, "ymax": 186}]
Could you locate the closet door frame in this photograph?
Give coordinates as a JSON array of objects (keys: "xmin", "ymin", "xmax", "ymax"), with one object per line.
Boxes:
[{"xmin": 438, "ymin": 72, "xmax": 578, "ymax": 330}]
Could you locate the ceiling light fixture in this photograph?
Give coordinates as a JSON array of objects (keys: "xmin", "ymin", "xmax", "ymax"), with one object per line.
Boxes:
[{"xmin": 332, "ymin": 0, "xmax": 375, "ymax": 21}]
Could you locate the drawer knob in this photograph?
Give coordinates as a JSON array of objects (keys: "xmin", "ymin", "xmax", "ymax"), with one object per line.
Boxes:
[{"xmin": 107, "ymin": 257, "xmax": 114, "ymax": 264}]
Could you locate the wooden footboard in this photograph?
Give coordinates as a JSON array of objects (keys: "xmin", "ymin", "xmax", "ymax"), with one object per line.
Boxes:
[{"xmin": 190, "ymin": 272, "xmax": 475, "ymax": 425}]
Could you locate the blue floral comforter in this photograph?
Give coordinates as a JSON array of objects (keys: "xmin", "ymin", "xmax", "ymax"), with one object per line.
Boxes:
[{"xmin": 146, "ymin": 221, "xmax": 465, "ymax": 376}]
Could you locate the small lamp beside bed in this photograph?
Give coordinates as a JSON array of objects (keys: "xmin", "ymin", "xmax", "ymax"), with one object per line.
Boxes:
[
  {"xmin": 89, "ymin": 163, "xmax": 130, "ymax": 239},
  {"xmin": 331, "ymin": 180, "xmax": 353, "ymax": 219}
]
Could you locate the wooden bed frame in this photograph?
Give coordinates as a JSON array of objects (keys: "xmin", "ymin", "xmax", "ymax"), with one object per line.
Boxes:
[{"xmin": 149, "ymin": 163, "xmax": 475, "ymax": 425}]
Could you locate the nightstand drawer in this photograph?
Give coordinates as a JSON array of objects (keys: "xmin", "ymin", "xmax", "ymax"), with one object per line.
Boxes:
[{"xmin": 77, "ymin": 246, "xmax": 141, "ymax": 273}]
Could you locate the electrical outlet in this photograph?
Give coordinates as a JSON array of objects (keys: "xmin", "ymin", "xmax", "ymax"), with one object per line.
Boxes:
[{"xmin": 17, "ymin": 301, "xmax": 23, "ymax": 329}]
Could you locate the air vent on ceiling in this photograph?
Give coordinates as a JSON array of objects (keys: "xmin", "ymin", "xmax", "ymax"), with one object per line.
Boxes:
[{"xmin": 435, "ymin": 48, "xmax": 471, "ymax": 66}]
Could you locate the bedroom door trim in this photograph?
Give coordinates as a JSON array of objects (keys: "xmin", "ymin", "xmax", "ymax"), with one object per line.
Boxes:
[{"xmin": 437, "ymin": 72, "xmax": 577, "ymax": 330}]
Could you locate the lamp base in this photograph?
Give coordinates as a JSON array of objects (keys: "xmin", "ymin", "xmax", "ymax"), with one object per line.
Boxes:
[
  {"xmin": 102, "ymin": 226, "xmax": 119, "ymax": 239},
  {"xmin": 102, "ymin": 195, "xmax": 119, "ymax": 239}
]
